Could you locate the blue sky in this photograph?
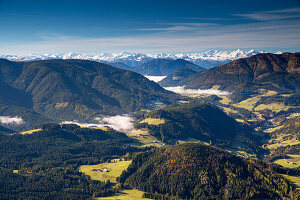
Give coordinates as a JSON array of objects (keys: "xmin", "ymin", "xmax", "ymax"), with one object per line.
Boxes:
[{"xmin": 0, "ymin": 0, "xmax": 300, "ymax": 54}]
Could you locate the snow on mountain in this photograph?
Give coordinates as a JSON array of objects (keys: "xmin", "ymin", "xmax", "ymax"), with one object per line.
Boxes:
[{"xmin": 0, "ymin": 49, "xmax": 269, "ymax": 68}]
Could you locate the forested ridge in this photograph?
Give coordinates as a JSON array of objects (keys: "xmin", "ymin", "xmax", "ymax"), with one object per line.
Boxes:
[
  {"xmin": 0, "ymin": 59, "xmax": 181, "ymax": 126},
  {"xmin": 119, "ymin": 143, "xmax": 299, "ymax": 199},
  {"xmin": 177, "ymin": 53, "xmax": 300, "ymax": 102},
  {"xmin": 136, "ymin": 103, "xmax": 261, "ymax": 153}
]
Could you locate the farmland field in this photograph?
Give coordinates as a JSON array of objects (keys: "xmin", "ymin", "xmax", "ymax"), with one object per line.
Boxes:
[
  {"xmin": 18, "ymin": 128, "xmax": 42, "ymax": 135},
  {"xmin": 274, "ymin": 155, "xmax": 300, "ymax": 168},
  {"xmin": 79, "ymin": 160, "xmax": 132, "ymax": 183},
  {"xmin": 139, "ymin": 118, "xmax": 165, "ymax": 125},
  {"xmin": 96, "ymin": 189, "xmax": 150, "ymax": 200}
]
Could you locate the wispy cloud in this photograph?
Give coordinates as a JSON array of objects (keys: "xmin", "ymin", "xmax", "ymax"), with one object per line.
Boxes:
[
  {"xmin": 136, "ymin": 23, "xmax": 216, "ymax": 32},
  {"xmin": 164, "ymin": 86, "xmax": 230, "ymax": 96},
  {"xmin": 234, "ymin": 7, "xmax": 300, "ymax": 21},
  {"xmin": 176, "ymin": 17, "xmax": 225, "ymax": 20},
  {"xmin": 61, "ymin": 115, "xmax": 135, "ymax": 133}
]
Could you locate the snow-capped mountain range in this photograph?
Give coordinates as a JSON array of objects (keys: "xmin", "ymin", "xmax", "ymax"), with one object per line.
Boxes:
[{"xmin": 0, "ymin": 49, "xmax": 277, "ymax": 68}]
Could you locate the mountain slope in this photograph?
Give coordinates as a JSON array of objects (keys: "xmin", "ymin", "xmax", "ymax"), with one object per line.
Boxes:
[
  {"xmin": 136, "ymin": 103, "xmax": 258, "ymax": 150},
  {"xmin": 119, "ymin": 143, "xmax": 299, "ymax": 199},
  {"xmin": 0, "ymin": 125, "xmax": 13, "ymax": 134},
  {"xmin": 158, "ymin": 67, "xmax": 197, "ymax": 87},
  {"xmin": 0, "ymin": 102, "xmax": 54, "ymax": 131},
  {"xmin": 0, "ymin": 59, "xmax": 180, "ymax": 122},
  {"xmin": 136, "ymin": 59, "xmax": 204, "ymax": 76},
  {"xmin": 180, "ymin": 53, "xmax": 300, "ymax": 101},
  {"xmin": 108, "ymin": 62, "xmax": 132, "ymax": 70}
]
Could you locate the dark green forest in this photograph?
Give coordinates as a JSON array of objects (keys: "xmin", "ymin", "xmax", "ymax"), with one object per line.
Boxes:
[
  {"xmin": 136, "ymin": 103, "xmax": 261, "ymax": 153},
  {"xmin": 119, "ymin": 143, "xmax": 299, "ymax": 200}
]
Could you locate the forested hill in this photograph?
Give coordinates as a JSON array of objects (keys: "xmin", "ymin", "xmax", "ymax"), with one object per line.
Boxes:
[
  {"xmin": 0, "ymin": 59, "xmax": 181, "ymax": 122},
  {"xmin": 119, "ymin": 143, "xmax": 299, "ymax": 199},
  {"xmin": 136, "ymin": 58, "xmax": 204, "ymax": 76},
  {"xmin": 0, "ymin": 125, "xmax": 13, "ymax": 134},
  {"xmin": 158, "ymin": 67, "xmax": 197, "ymax": 87},
  {"xmin": 179, "ymin": 53, "xmax": 300, "ymax": 101},
  {"xmin": 136, "ymin": 103, "xmax": 257, "ymax": 148}
]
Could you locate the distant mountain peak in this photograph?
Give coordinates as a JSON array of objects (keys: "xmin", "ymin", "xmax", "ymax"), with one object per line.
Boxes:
[{"xmin": 0, "ymin": 49, "xmax": 267, "ymax": 68}]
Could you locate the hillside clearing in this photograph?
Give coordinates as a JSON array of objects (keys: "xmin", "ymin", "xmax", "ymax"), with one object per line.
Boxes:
[
  {"xmin": 139, "ymin": 118, "xmax": 165, "ymax": 125},
  {"xmin": 79, "ymin": 160, "xmax": 131, "ymax": 183},
  {"xmin": 96, "ymin": 189, "xmax": 150, "ymax": 200},
  {"xmin": 274, "ymin": 155, "xmax": 300, "ymax": 168},
  {"xmin": 18, "ymin": 128, "xmax": 42, "ymax": 135}
]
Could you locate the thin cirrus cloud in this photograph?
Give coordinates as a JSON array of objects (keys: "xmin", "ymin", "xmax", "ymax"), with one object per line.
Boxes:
[
  {"xmin": 2, "ymin": 7, "xmax": 300, "ymax": 54},
  {"xmin": 234, "ymin": 7, "xmax": 300, "ymax": 21},
  {"xmin": 135, "ymin": 23, "xmax": 217, "ymax": 31}
]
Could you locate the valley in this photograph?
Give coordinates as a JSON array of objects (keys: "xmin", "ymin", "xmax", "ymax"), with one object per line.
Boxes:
[
  {"xmin": 1, "ymin": 0, "xmax": 300, "ymax": 199},
  {"xmin": 0, "ymin": 52, "xmax": 299, "ymax": 199}
]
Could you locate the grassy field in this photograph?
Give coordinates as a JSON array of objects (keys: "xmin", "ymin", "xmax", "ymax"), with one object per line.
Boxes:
[
  {"xmin": 127, "ymin": 129, "xmax": 161, "ymax": 145},
  {"xmin": 266, "ymin": 137, "xmax": 300, "ymax": 150},
  {"xmin": 90, "ymin": 126, "xmax": 110, "ymax": 131},
  {"xmin": 18, "ymin": 128, "xmax": 42, "ymax": 135},
  {"xmin": 211, "ymin": 85, "xmax": 220, "ymax": 90},
  {"xmin": 139, "ymin": 118, "xmax": 165, "ymax": 125},
  {"xmin": 233, "ymin": 96, "xmax": 261, "ymax": 111},
  {"xmin": 79, "ymin": 160, "xmax": 132, "ymax": 183},
  {"xmin": 219, "ymin": 96, "xmax": 232, "ymax": 105},
  {"xmin": 178, "ymin": 100, "xmax": 190, "ymax": 104},
  {"xmin": 226, "ymin": 149, "xmax": 257, "ymax": 159},
  {"xmin": 96, "ymin": 189, "xmax": 150, "ymax": 200},
  {"xmin": 274, "ymin": 155, "xmax": 300, "ymax": 168},
  {"xmin": 235, "ymin": 119, "xmax": 245, "ymax": 123},
  {"xmin": 255, "ymin": 103, "xmax": 292, "ymax": 113},
  {"xmin": 80, "ymin": 126, "xmax": 110, "ymax": 131},
  {"xmin": 281, "ymin": 174, "xmax": 300, "ymax": 190},
  {"xmin": 287, "ymin": 113, "xmax": 300, "ymax": 119},
  {"xmin": 264, "ymin": 125, "xmax": 284, "ymax": 133},
  {"xmin": 222, "ymin": 107, "xmax": 238, "ymax": 115},
  {"xmin": 232, "ymin": 90, "xmax": 277, "ymax": 111}
]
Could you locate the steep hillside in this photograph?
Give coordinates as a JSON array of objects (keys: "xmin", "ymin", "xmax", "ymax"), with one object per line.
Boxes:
[
  {"xmin": 108, "ymin": 62, "xmax": 132, "ymax": 70},
  {"xmin": 159, "ymin": 67, "xmax": 197, "ymax": 87},
  {"xmin": 0, "ymin": 59, "xmax": 180, "ymax": 122},
  {"xmin": 136, "ymin": 59, "xmax": 204, "ymax": 76},
  {"xmin": 180, "ymin": 53, "xmax": 300, "ymax": 101},
  {"xmin": 0, "ymin": 125, "xmax": 13, "ymax": 134},
  {"xmin": 119, "ymin": 143, "xmax": 299, "ymax": 199},
  {"xmin": 0, "ymin": 102, "xmax": 54, "ymax": 131},
  {"xmin": 136, "ymin": 103, "xmax": 258, "ymax": 150}
]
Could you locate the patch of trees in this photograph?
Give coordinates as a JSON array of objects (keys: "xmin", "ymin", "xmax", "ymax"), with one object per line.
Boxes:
[{"xmin": 284, "ymin": 93, "xmax": 300, "ymax": 106}]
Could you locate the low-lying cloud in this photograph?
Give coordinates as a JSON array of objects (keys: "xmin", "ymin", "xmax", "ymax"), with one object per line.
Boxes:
[
  {"xmin": 0, "ymin": 116, "xmax": 25, "ymax": 125},
  {"xmin": 61, "ymin": 115, "xmax": 135, "ymax": 133},
  {"xmin": 144, "ymin": 75, "xmax": 167, "ymax": 83},
  {"xmin": 96, "ymin": 115, "xmax": 134, "ymax": 132},
  {"xmin": 164, "ymin": 86, "xmax": 230, "ymax": 96}
]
